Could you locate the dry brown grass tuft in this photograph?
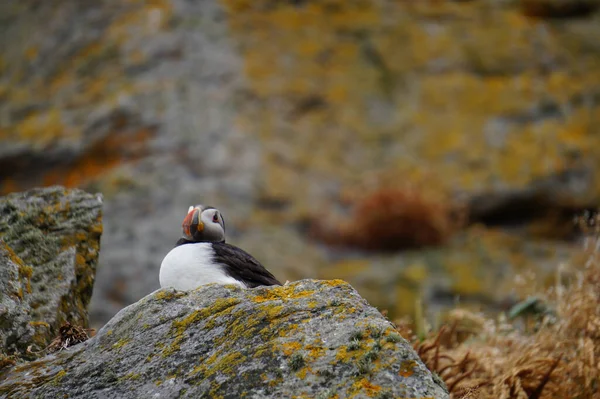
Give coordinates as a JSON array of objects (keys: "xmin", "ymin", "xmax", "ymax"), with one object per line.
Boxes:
[
  {"xmin": 397, "ymin": 217, "xmax": 600, "ymax": 398},
  {"xmin": 26, "ymin": 322, "xmax": 95, "ymax": 356},
  {"xmin": 311, "ymin": 187, "xmax": 464, "ymax": 251}
]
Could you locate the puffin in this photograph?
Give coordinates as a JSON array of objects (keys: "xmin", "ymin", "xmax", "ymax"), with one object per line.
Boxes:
[{"xmin": 159, "ymin": 205, "xmax": 281, "ymax": 290}]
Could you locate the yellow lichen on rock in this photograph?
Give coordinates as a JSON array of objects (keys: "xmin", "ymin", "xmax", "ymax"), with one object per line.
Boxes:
[{"xmin": 162, "ymin": 297, "xmax": 241, "ymax": 357}]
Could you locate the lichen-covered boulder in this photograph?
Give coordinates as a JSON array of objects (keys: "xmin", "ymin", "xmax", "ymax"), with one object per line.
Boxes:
[
  {"xmin": 0, "ymin": 187, "xmax": 102, "ymax": 362},
  {"xmin": 0, "ymin": 280, "xmax": 448, "ymax": 398}
]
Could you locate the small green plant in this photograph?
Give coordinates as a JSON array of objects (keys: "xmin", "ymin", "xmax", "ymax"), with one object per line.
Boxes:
[
  {"xmin": 375, "ymin": 391, "xmax": 393, "ymax": 399},
  {"xmin": 355, "ymin": 358, "xmax": 373, "ymax": 375},
  {"xmin": 372, "ymin": 340, "xmax": 382, "ymax": 352},
  {"xmin": 363, "ymin": 348, "xmax": 379, "ymax": 362},
  {"xmin": 316, "ymin": 388, "xmax": 337, "ymax": 399},
  {"xmin": 348, "ymin": 339, "xmax": 361, "ymax": 351},
  {"xmin": 385, "ymin": 332, "xmax": 402, "ymax": 343},
  {"xmin": 330, "ymin": 298, "xmax": 341, "ymax": 306},
  {"xmin": 288, "ymin": 352, "xmax": 305, "ymax": 371},
  {"xmin": 274, "ymin": 368, "xmax": 284, "ymax": 378},
  {"xmin": 349, "ymin": 330, "xmax": 364, "ymax": 341},
  {"xmin": 370, "ymin": 327, "xmax": 384, "ymax": 339}
]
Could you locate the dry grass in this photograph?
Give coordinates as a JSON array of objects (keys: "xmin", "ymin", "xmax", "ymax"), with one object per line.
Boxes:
[
  {"xmin": 26, "ymin": 322, "xmax": 94, "ymax": 356},
  {"xmin": 397, "ymin": 216, "xmax": 600, "ymax": 398},
  {"xmin": 311, "ymin": 187, "xmax": 465, "ymax": 251}
]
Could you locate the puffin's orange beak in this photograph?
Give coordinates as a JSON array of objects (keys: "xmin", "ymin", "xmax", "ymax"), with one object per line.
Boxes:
[{"xmin": 182, "ymin": 207, "xmax": 203, "ymax": 239}]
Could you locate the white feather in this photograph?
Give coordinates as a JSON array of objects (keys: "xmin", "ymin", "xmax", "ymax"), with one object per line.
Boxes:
[{"xmin": 159, "ymin": 243, "xmax": 245, "ymax": 290}]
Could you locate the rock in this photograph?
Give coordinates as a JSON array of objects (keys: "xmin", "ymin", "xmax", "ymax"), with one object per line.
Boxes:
[
  {"xmin": 0, "ymin": 187, "xmax": 102, "ymax": 362},
  {"xmin": 0, "ymin": 280, "xmax": 448, "ymax": 399}
]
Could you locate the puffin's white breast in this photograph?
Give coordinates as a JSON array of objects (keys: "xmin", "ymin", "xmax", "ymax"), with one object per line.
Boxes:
[{"xmin": 159, "ymin": 243, "xmax": 245, "ymax": 290}]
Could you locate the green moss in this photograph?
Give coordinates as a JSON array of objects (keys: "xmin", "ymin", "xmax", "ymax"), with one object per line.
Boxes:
[
  {"xmin": 288, "ymin": 352, "xmax": 305, "ymax": 371},
  {"xmin": 112, "ymin": 338, "xmax": 131, "ymax": 349},
  {"xmin": 385, "ymin": 332, "xmax": 402, "ymax": 343},
  {"xmin": 369, "ymin": 327, "xmax": 384, "ymax": 339},
  {"xmin": 50, "ymin": 369, "xmax": 67, "ymax": 386}
]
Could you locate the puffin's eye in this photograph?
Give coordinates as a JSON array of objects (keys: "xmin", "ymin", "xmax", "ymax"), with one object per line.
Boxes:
[{"xmin": 212, "ymin": 213, "xmax": 219, "ymax": 223}]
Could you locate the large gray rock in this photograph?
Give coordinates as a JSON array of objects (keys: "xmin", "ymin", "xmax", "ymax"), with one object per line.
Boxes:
[
  {"xmin": 0, "ymin": 187, "xmax": 102, "ymax": 362},
  {"xmin": 0, "ymin": 280, "xmax": 448, "ymax": 398}
]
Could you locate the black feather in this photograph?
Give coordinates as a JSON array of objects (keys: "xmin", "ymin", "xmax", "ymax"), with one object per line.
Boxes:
[{"xmin": 211, "ymin": 242, "xmax": 281, "ymax": 287}]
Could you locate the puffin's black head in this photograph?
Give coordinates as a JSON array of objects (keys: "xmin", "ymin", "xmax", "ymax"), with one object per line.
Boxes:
[{"xmin": 181, "ymin": 205, "xmax": 226, "ymax": 242}]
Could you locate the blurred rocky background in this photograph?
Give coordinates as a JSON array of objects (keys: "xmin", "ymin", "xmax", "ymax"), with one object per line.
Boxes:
[{"xmin": 1, "ymin": 0, "xmax": 599, "ymax": 328}]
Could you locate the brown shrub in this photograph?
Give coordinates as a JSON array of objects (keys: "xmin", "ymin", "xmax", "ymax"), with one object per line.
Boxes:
[{"xmin": 311, "ymin": 187, "xmax": 464, "ymax": 252}]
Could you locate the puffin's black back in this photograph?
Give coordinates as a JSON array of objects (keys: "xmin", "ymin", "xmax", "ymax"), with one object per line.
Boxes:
[
  {"xmin": 211, "ymin": 242, "xmax": 281, "ymax": 287},
  {"xmin": 175, "ymin": 239, "xmax": 281, "ymax": 287}
]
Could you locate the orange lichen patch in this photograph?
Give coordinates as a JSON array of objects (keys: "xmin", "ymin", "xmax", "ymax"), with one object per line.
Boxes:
[
  {"xmin": 335, "ymin": 346, "xmax": 349, "ymax": 362},
  {"xmin": 307, "ymin": 345, "xmax": 325, "ymax": 361},
  {"xmin": 398, "ymin": 359, "xmax": 418, "ymax": 378},
  {"xmin": 42, "ymin": 128, "xmax": 154, "ymax": 189},
  {"xmin": 28, "ymin": 321, "xmax": 50, "ymax": 328},
  {"xmin": 252, "ymin": 285, "xmax": 315, "ymax": 303},
  {"xmin": 0, "ymin": 122, "xmax": 155, "ymax": 196},
  {"xmin": 282, "ymin": 342, "xmax": 302, "ymax": 356},
  {"xmin": 318, "ymin": 279, "xmax": 348, "ymax": 288},
  {"xmin": 0, "ymin": 179, "xmax": 19, "ymax": 195},
  {"xmin": 352, "ymin": 378, "xmax": 382, "ymax": 396},
  {"xmin": 295, "ymin": 367, "xmax": 308, "ymax": 379}
]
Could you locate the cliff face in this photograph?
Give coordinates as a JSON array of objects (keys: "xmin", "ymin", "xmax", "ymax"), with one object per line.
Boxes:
[
  {"xmin": 0, "ymin": 188, "xmax": 446, "ymax": 398},
  {"xmin": 0, "ymin": 187, "xmax": 102, "ymax": 362},
  {"xmin": 1, "ymin": 0, "xmax": 599, "ymax": 324},
  {"xmin": 0, "ymin": 280, "xmax": 448, "ymax": 399}
]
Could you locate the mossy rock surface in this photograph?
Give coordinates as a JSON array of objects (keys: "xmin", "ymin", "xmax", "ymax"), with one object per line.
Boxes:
[
  {"xmin": 0, "ymin": 280, "xmax": 447, "ymax": 399},
  {"xmin": 0, "ymin": 186, "xmax": 102, "ymax": 361}
]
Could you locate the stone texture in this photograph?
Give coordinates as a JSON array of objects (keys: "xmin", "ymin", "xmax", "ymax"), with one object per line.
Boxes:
[
  {"xmin": 0, "ymin": 187, "xmax": 102, "ymax": 361},
  {"xmin": 0, "ymin": 280, "xmax": 448, "ymax": 399},
  {"xmin": 0, "ymin": 0, "xmax": 599, "ymax": 326}
]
